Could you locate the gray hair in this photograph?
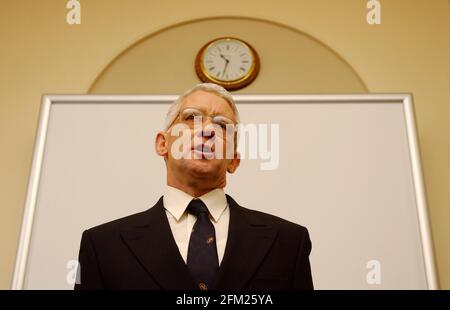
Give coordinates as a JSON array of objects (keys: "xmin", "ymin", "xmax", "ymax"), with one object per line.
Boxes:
[{"xmin": 164, "ymin": 83, "xmax": 240, "ymax": 131}]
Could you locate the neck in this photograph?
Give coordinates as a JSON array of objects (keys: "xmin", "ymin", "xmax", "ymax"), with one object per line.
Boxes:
[{"xmin": 167, "ymin": 173, "xmax": 225, "ymax": 198}]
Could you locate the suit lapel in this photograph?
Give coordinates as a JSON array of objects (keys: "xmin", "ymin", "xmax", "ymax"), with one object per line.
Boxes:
[
  {"xmin": 215, "ymin": 195, "xmax": 278, "ymax": 289},
  {"xmin": 120, "ymin": 196, "xmax": 196, "ymax": 290}
]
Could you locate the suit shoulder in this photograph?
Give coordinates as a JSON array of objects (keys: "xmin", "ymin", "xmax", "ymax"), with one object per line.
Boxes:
[
  {"xmin": 84, "ymin": 206, "xmax": 158, "ymax": 238},
  {"xmin": 227, "ymin": 195, "xmax": 309, "ymax": 236},
  {"xmin": 239, "ymin": 205, "xmax": 309, "ymax": 236},
  {"xmin": 84, "ymin": 196, "xmax": 164, "ymax": 237}
]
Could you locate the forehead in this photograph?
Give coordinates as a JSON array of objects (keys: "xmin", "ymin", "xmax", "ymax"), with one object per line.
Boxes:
[{"xmin": 180, "ymin": 90, "xmax": 235, "ymax": 117}]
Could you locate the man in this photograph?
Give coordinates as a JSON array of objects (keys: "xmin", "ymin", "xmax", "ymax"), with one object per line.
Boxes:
[{"xmin": 74, "ymin": 83, "xmax": 313, "ymax": 290}]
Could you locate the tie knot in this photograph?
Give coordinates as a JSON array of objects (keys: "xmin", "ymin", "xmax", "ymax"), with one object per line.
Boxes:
[{"xmin": 187, "ymin": 199, "xmax": 209, "ymax": 217}]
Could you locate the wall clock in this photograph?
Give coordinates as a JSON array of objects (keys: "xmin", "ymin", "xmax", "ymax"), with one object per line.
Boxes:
[{"xmin": 195, "ymin": 37, "xmax": 260, "ymax": 91}]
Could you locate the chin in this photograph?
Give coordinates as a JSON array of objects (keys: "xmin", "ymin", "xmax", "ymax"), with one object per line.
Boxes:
[{"xmin": 185, "ymin": 158, "xmax": 217, "ymax": 176}]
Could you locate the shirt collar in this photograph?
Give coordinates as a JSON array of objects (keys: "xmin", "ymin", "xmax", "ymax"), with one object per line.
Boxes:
[{"xmin": 163, "ymin": 185, "xmax": 228, "ymax": 222}]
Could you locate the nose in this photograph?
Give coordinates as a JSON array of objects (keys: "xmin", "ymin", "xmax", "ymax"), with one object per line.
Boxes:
[
  {"xmin": 192, "ymin": 118, "xmax": 216, "ymax": 141},
  {"xmin": 201, "ymin": 121, "xmax": 216, "ymax": 139}
]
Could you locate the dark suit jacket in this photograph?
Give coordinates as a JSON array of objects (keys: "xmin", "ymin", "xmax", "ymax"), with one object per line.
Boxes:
[{"xmin": 74, "ymin": 194, "xmax": 313, "ymax": 290}]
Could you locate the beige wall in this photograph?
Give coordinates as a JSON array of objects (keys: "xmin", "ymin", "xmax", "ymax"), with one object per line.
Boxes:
[
  {"xmin": 1, "ymin": 0, "xmax": 449, "ymax": 289},
  {"xmin": 88, "ymin": 17, "xmax": 368, "ymax": 93}
]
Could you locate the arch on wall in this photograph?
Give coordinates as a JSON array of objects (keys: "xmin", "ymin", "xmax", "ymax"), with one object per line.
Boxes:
[{"xmin": 88, "ymin": 16, "xmax": 369, "ymax": 93}]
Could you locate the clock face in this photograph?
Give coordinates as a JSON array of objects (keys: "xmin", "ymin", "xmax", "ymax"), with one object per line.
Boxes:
[{"xmin": 200, "ymin": 38, "xmax": 255, "ymax": 82}]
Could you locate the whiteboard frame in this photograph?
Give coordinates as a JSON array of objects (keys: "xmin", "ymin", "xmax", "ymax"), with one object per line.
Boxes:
[{"xmin": 12, "ymin": 94, "xmax": 438, "ymax": 289}]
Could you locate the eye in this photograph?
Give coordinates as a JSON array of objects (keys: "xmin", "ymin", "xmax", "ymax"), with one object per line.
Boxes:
[
  {"xmin": 213, "ymin": 121, "xmax": 226, "ymax": 129},
  {"xmin": 213, "ymin": 116, "xmax": 234, "ymax": 130},
  {"xmin": 185, "ymin": 113, "xmax": 195, "ymax": 121},
  {"xmin": 181, "ymin": 109, "xmax": 202, "ymax": 122}
]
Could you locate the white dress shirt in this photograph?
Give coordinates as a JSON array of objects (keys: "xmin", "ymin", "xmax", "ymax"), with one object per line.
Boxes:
[{"xmin": 163, "ymin": 186, "xmax": 230, "ymax": 265}]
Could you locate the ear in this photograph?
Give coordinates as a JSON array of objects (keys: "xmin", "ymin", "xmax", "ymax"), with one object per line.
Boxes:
[
  {"xmin": 155, "ymin": 131, "xmax": 169, "ymax": 157},
  {"xmin": 227, "ymin": 151, "xmax": 241, "ymax": 174}
]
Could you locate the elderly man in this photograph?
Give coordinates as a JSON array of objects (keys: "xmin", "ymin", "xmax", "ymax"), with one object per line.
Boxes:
[{"xmin": 74, "ymin": 83, "xmax": 313, "ymax": 290}]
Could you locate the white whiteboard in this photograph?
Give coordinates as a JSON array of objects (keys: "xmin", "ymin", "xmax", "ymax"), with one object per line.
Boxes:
[{"xmin": 12, "ymin": 94, "xmax": 438, "ymax": 289}]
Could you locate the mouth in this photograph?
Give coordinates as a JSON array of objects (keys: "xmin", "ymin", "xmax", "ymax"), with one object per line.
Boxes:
[{"xmin": 192, "ymin": 144, "xmax": 214, "ymax": 158}]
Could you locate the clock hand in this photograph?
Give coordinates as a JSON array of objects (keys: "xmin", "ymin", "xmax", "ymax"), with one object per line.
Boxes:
[
  {"xmin": 222, "ymin": 60, "xmax": 229, "ymax": 77},
  {"xmin": 220, "ymin": 54, "xmax": 230, "ymax": 63}
]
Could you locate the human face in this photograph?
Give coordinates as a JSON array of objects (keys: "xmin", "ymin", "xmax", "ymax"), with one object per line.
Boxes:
[{"xmin": 155, "ymin": 90, "xmax": 240, "ymax": 189}]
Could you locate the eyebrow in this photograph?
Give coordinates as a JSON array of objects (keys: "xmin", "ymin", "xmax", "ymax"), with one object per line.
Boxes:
[
  {"xmin": 181, "ymin": 106, "xmax": 235, "ymax": 120},
  {"xmin": 182, "ymin": 106, "xmax": 207, "ymax": 113}
]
